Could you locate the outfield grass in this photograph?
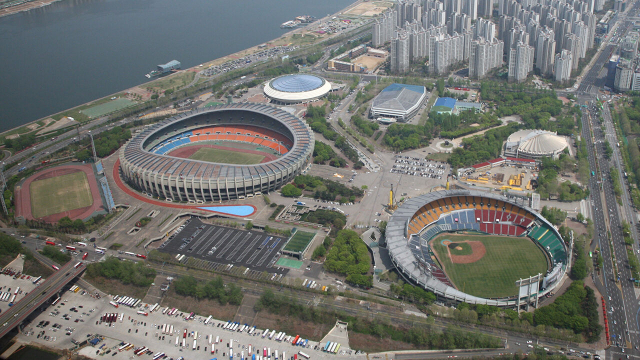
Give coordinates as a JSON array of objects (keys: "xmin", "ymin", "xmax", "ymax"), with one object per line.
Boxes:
[
  {"xmin": 284, "ymin": 231, "xmax": 315, "ymax": 253},
  {"xmin": 30, "ymin": 171, "xmax": 93, "ymax": 218},
  {"xmin": 431, "ymin": 234, "xmax": 548, "ymax": 298},
  {"xmin": 189, "ymin": 147, "xmax": 264, "ymax": 165}
]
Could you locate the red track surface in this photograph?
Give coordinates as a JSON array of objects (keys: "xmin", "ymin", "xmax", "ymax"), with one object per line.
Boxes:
[
  {"xmin": 112, "ymin": 159, "xmax": 256, "ymax": 217},
  {"xmin": 15, "ymin": 164, "xmax": 104, "ymax": 223},
  {"xmin": 167, "ymin": 144, "xmax": 278, "ymax": 163}
]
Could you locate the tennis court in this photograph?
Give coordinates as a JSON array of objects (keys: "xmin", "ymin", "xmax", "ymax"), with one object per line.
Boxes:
[
  {"xmin": 275, "ymin": 258, "xmax": 304, "ymax": 269},
  {"xmin": 81, "ymin": 98, "xmax": 137, "ymax": 118},
  {"xmin": 283, "ymin": 231, "xmax": 316, "ymax": 253}
]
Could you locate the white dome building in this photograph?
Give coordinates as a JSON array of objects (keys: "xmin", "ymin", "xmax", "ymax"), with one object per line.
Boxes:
[
  {"xmin": 504, "ymin": 130, "xmax": 569, "ymax": 160},
  {"xmin": 263, "ymin": 74, "xmax": 332, "ymax": 104}
]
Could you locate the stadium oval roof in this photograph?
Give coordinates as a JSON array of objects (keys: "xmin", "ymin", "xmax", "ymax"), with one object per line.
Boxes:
[
  {"xmin": 370, "ymin": 83, "xmax": 427, "ymax": 121},
  {"xmin": 506, "ymin": 129, "xmax": 568, "ymax": 157},
  {"xmin": 264, "ymin": 74, "xmax": 332, "ymax": 104}
]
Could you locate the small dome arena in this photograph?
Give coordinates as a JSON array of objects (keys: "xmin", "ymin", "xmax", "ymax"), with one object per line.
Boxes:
[
  {"xmin": 263, "ymin": 74, "xmax": 332, "ymax": 104},
  {"xmin": 504, "ymin": 129, "xmax": 569, "ymax": 160}
]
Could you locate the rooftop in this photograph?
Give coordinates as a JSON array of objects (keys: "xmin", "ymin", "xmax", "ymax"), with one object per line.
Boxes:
[
  {"xmin": 371, "ymin": 83, "xmax": 426, "ymax": 112},
  {"xmin": 269, "ymin": 74, "xmax": 326, "ymax": 93}
]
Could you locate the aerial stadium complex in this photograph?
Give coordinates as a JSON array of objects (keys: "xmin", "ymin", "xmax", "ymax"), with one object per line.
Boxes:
[
  {"xmin": 386, "ymin": 190, "xmax": 569, "ymax": 308},
  {"xmin": 370, "ymin": 83, "xmax": 427, "ymax": 121},
  {"xmin": 263, "ymin": 74, "xmax": 332, "ymax": 104},
  {"xmin": 503, "ymin": 129, "xmax": 570, "ymax": 160},
  {"xmin": 118, "ymin": 103, "xmax": 314, "ymax": 202}
]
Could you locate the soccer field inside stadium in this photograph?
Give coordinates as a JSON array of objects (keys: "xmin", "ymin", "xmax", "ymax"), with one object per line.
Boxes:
[
  {"xmin": 430, "ymin": 234, "xmax": 548, "ymax": 298},
  {"xmin": 188, "ymin": 147, "xmax": 265, "ymax": 165},
  {"xmin": 29, "ymin": 171, "xmax": 93, "ymax": 218},
  {"xmin": 284, "ymin": 231, "xmax": 315, "ymax": 253}
]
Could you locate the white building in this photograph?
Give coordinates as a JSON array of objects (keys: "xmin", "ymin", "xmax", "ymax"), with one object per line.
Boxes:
[{"xmin": 508, "ymin": 41, "xmax": 535, "ymax": 82}]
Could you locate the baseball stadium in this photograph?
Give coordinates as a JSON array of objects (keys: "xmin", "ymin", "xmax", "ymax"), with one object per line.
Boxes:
[
  {"xmin": 118, "ymin": 103, "xmax": 314, "ymax": 202},
  {"xmin": 386, "ymin": 189, "xmax": 569, "ymax": 307}
]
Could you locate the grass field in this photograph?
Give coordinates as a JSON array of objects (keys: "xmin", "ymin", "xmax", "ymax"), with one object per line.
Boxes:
[
  {"xmin": 283, "ymin": 231, "xmax": 315, "ymax": 253},
  {"xmin": 81, "ymin": 98, "xmax": 137, "ymax": 118},
  {"xmin": 30, "ymin": 171, "xmax": 93, "ymax": 218},
  {"xmin": 431, "ymin": 234, "xmax": 548, "ymax": 298},
  {"xmin": 189, "ymin": 147, "xmax": 264, "ymax": 165}
]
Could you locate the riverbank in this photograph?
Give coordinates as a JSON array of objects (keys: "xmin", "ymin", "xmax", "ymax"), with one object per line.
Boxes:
[
  {"xmin": 0, "ymin": 0, "xmax": 61, "ymax": 18},
  {"xmin": 0, "ymin": 0, "xmax": 379, "ymax": 138}
]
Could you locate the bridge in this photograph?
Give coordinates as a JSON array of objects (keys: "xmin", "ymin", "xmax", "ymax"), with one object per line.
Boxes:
[{"xmin": 0, "ymin": 260, "xmax": 85, "ymax": 339}]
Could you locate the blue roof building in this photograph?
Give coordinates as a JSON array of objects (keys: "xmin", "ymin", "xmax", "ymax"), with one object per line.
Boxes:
[{"xmin": 431, "ymin": 97, "xmax": 457, "ymax": 114}]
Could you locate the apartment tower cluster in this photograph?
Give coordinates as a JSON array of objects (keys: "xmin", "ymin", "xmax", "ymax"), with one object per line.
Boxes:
[{"xmin": 373, "ymin": 0, "xmax": 597, "ymax": 83}]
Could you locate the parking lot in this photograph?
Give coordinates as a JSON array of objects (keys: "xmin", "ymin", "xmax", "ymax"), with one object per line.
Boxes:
[
  {"xmin": 391, "ymin": 155, "xmax": 447, "ymax": 179},
  {"xmin": 0, "ymin": 269, "xmax": 41, "ymax": 314},
  {"xmin": 159, "ymin": 219, "xmax": 289, "ymax": 276},
  {"xmin": 17, "ymin": 286, "xmax": 365, "ymax": 360}
]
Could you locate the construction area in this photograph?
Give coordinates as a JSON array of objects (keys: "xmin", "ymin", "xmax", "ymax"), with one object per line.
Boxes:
[{"xmin": 458, "ymin": 166, "xmax": 537, "ymax": 193}]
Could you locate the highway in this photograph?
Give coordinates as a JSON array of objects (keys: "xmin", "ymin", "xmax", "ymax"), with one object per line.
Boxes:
[
  {"xmin": 575, "ymin": 1, "xmax": 640, "ymax": 357},
  {"xmin": 0, "ymin": 259, "xmax": 84, "ymax": 339}
]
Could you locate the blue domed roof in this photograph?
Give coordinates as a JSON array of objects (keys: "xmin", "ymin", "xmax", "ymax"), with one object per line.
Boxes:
[{"xmin": 270, "ymin": 74, "xmax": 325, "ymax": 93}]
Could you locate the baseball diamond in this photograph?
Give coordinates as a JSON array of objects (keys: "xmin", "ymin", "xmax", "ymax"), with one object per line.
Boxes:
[
  {"xmin": 118, "ymin": 103, "xmax": 314, "ymax": 202},
  {"xmin": 386, "ymin": 189, "xmax": 568, "ymax": 307}
]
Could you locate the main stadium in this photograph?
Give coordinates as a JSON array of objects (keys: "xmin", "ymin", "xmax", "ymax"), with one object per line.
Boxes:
[
  {"xmin": 386, "ymin": 189, "xmax": 569, "ymax": 308},
  {"xmin": 118, "ymin": 103, "xmax": 314, "ymax": 202}
]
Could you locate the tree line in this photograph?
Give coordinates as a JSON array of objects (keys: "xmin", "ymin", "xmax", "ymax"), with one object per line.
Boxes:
[
  {"xmin": 255, "ymin": 289, "xmax": 501, "ymax": 350},
  {"xmin": 533, "ymin": 281, "xmax": 602, "ymax": 342},
  {"xmin": 173, "ymin": 275, "xmax": 243, "ymax": 306},
  {"xmin": 86, "ymin": 257, "xmax": 156, "ymax": 288}
]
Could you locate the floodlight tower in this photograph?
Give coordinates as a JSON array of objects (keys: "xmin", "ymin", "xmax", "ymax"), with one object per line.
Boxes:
[{"xmin": 88, "ymin": 131, "xmax": 97, "ymax": 163}]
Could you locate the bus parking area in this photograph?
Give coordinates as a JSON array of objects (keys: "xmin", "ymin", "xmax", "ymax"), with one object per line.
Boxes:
[
  {"xmin": 158, "ymin": 219, "xmax": 290, "ymax": 277},
  {"xmin": 18, "ymin": 285, "xmax": 364, "ymax": 360}
]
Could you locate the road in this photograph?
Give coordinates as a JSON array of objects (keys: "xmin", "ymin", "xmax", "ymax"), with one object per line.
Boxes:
[
  {"xmin": 574, "ymin": 1, "xmax": 640, "ymax": 357},
  {"xmin": 0, "ymin": 259, "xmax": 84, "ymax": 339}
]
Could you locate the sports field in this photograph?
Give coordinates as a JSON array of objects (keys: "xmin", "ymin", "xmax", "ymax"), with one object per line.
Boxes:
[
  {"xmin": 283, "ymin": 231, "xmax": 315, "ymax": 253},
  {"xmin": 431, "ymin": 234, "xmax": 548, "ymax": 298},
  {"xmin": 29, "ymin": 171, "xmax": 93, "ymax": 218},
  {"xmin": 81, "ymin": 98, "xmax": 136, "ymax": 118},
  {"xmin": 188, "ymin": 147, "xmax": 264, "ymax": 165}
]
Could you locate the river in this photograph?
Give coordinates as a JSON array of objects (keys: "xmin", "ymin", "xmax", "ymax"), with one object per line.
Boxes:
[{"xmin": 0, "ymin": 0, "xmax": 353, "ymax": 132}]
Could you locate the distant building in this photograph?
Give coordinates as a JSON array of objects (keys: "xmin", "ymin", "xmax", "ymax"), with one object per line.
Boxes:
[
  {"xmin": 263, "ymin": 74, "xmax": 332, "ymax": 104},
  {"xmin": 615, "ymin": 59, "xmax": 634, "ymax": 92},
  {"xmin": 391, "ymin": 33, "xmax": 410, "ymax": 73},
  {"xmin": 555, "ymin": 50, "xmax": 573, "ymax": 83},
  {"xmin": 370, "ymin": 83, "xmax": 427, "ymax": 121},
  {"xmin": 454, "ymin": 101, "xmax": 483, "ymax": 114},
  {"xmin": 432, "ymin": 97, "xmax": 457, "ymax": 114},
  {"xmin": 504, "ymin": 129, "xmax": 569, "ymax": 160},
  {"xmin": 508, "ymin": 41, "xmax": 534, "ymax": 82},
  {"xmin": 469, "ymin": 37, "xmax": 504, "ymax": 79}
]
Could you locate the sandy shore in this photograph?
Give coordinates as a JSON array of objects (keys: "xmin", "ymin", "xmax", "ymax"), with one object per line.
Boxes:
[{"xmin": 0, "ymin": 0, "xmax": 62, "ymax": 18}]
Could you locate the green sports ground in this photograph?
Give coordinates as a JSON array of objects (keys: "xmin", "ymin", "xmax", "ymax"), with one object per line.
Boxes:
[
  {"xmin": 29, "ymin": 171, "xmax": 93, "ymax": 218},
  {"xmin": 431, "ymin": 234, "xmax": 548, "ymax": 298},
  {"xmin": 188, "ymin": 147, "xmax": 264, "ymax": 165}
]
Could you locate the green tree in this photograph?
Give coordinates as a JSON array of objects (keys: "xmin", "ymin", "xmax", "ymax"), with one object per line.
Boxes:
[{"xmin": 281, "ymin": 184, "xmax": 302, "ymax": 197}]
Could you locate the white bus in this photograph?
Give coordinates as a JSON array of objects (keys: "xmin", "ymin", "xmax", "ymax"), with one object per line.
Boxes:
[
  {"xmin": 176, "ymin": 337, "xmax": 179, "ymax": 347},
  {"xmin": 192, "ymin": 340, "xmax": 197, "ymax": 351},
  {"xmin": 170, "ymin": 325, "xmax": 174, "ymax": 335},
  {"xmin": 298, "ymin": 351, "xmax": 310, "ymax": 359},
  {"xmin": 262, "ymin": 329, "xmax": 269, "ymax": 338},
  {"xmin": 205, "ymin": 315, "xmax": 212, "ymax": 325},
  {"xmin": 134, "ymin": 299, "xmax": 142, "ymax": 307},
  {"xmin": 269, "ymin": 330, "xmax": 276, "ymax": 339}
]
